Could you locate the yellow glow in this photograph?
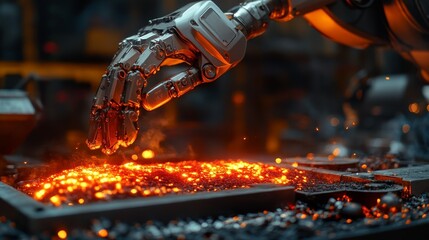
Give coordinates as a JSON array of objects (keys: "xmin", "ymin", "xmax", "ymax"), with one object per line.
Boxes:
[
  {"xmin": 35, "ymin": 189, "xmax": 46, "ymax": 200},
  {"xmin": 57, "ymin": 230, "xmax": 67, "ymax": 239},
  {"xmin": 131, "ymin": 154, "xmax": 138, "ymax": 161},
  {"xmin": 95, "ymin": 192, "xmax": 104, "ymax": 199},
  {"xmin": 141, "ymin": 150, "xmax": 155, "ymax": 159},
  {"xmin": 49, "ymin": 195, "xmax": 61, "ymax": 207},
  {"xmin": 275, "ymin": 158, "xmax": 282, "ymax": 164}
]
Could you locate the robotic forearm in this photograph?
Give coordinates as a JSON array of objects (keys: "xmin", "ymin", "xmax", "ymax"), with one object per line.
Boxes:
[{"xmin": 232, "ymin": 0, "xmax": 334, "ymax": 39}]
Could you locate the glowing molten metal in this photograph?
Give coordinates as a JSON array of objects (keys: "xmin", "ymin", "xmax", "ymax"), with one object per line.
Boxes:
[{"xmin": 19, "ymin": 160, "xmax": 307, "ymax": 207}]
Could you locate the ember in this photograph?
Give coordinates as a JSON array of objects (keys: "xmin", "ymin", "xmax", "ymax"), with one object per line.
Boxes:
[{"xmin": 19, "ymin": 160, "xmax": 309, "ymax": 206}]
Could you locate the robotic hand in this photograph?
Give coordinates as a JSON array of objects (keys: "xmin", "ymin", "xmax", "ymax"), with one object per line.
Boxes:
[{"xmin": 86, "ymin": 0, "xmax": 306, "ymax": 155}]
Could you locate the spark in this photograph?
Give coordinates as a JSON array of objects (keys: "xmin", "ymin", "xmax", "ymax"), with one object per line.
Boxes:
[
  {"xmin": 306, "ymin": 153, "xmax": 314, "ymax": 160},
  {"xmin": 98, "ymin": 229, "xmax": 108, "ymax": 238},
  {"xmin": 57, "ymin": 230, "xmax": 67, "ymax": 239},
  {"xmin": 49, "ymin": 195, "xmax": 61, "ymax": 206},
  {"xmin": 332, "ymin": 148, "xmax": 341, "ymax": 157},
  {"xmin": 141, "ymin": 150, "xmax": 155, "ymax": 159},
  {"xmin": 409, "ymin": 103, "xmax": 420, "ymax": 114}
]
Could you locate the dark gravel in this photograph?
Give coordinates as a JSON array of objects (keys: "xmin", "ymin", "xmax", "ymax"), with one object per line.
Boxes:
[{"xmin": 1, "ymin": 193, "xmax": 429, "ymax": 239}]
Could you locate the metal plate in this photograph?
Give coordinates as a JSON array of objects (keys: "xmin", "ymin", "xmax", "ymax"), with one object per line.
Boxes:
[
  {"xmin": 374, "ymin": 165, "xmax": 429, "ymax": 195},
  {"xmin": 283, "ymin": 157, "xmax": 359, "ymax": 171},
  {"xmin": 0, "ymin": 182, "xmax": 294, "ymax": 234}
]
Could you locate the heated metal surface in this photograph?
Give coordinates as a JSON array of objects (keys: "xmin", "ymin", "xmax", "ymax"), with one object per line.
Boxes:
[
  {"xmin": 2, "ymin": 157, "xmax": 428, "ymax": 238},
  {"xmin": 18, "ymin": 160, "xmax": 307, "ymax": 207}
]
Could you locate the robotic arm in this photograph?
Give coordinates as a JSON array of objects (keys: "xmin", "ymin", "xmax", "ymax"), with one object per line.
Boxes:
[
  {"xmin": 86, "ymin": 0, "xmax": 332, "ymax": 155},
  {"xmin": 87, "ymin": 0, "xmax": 429, "ymax": 155}
]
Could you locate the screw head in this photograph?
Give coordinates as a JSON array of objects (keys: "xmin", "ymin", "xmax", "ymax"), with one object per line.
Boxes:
[
  {"xmin": 117, "ymin": 70, "xmax": 127, "ymax": 79},
  {"xmin": 203, "ymin": 64, "xmax": 216, "ymax": 79}
]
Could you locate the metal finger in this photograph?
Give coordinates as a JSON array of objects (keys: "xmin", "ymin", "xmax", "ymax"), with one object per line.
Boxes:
[
  {"xmin": 119, "ymin": 109, "xmax": 139, "ymax": 147},
  {"xmin": 101, "ymin": 108, "xmax": 121, "ymax": 155},
  {"xmin": 86, "ymin": 108, "xmax": 103, "ymax": 150},
  {"xmin": 87, "ymin": 73, "xmax": 109, "ymax": 149},
  {"xmin": 142, "ymin": 67, "xmax": 201, "ymax": 111},
  {"xmin": 102, "ymin": 32, "xmax": 157, "ymax": 106},
  {"xmin": 117, "ymin": 71, "xmax": 146, "ymax": 147}
]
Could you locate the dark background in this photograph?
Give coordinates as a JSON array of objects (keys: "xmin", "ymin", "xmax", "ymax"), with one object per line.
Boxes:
[{"xmin": 0, "ymin": 0, "xmax": 425, "ymax": 161}]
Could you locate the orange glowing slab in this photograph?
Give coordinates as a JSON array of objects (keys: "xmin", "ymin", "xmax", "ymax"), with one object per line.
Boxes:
[{"xmin": 18, "ymin": 160, "xmax": 308, "ymax": 207}]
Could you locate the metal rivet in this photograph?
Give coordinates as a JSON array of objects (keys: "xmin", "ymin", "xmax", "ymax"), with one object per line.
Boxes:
[{"xmin": 203, "ymin": 64, "xmax": 216, "ymax": 79}]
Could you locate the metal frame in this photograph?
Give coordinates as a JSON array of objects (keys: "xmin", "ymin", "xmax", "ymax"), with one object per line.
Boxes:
[{"xmin": 0, "ymin": 182, "xmax": 294, "ymax": 234}]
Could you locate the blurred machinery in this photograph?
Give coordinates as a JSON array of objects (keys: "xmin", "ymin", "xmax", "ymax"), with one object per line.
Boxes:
[{"xmin": 0, "ymin": 90, "xmax": 36, "ymax": 155}]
